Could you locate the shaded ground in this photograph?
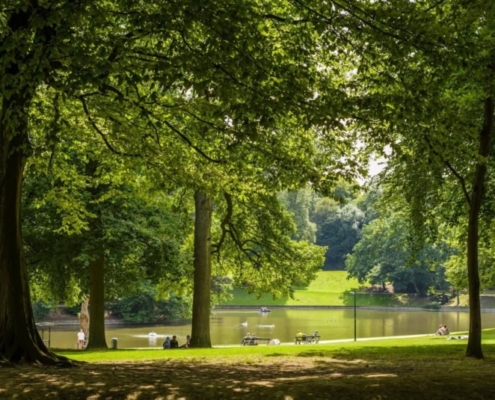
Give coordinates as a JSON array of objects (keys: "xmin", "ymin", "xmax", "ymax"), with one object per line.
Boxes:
[{"xmin": 1, "ymin": 350, "xmax": 495, "ymax": 399}]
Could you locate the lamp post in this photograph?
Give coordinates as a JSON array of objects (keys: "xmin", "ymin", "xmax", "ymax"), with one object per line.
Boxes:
[{"xmin": 352, "ymin": 291, "xmax": 357, "ymax": 342}]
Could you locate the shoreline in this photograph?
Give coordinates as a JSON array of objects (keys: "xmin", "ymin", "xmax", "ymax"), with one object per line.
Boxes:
[
  {"xmin": 38, "ymin": 305, "xmax": 495, "ymax": 328},
  {"xmin": 215, "ymin": 304, "xmax": 495, "ymax": 313}
]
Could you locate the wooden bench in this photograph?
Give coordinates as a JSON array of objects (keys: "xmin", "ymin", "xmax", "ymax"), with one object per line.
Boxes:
[
  {"xmin": 241, "ymin": 337, "xmax": 271, "ymax": 346},
  {"xmin": 295, "ymin": 335, "xmax": 320, "ymax": 344}
]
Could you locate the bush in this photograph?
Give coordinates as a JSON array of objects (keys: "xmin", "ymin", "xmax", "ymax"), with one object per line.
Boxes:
[
  {"xmin": 32, "ymin": 301, "xmax": 52, "ymax": 322},
  {"xmin": 108, "ymin": 292, "xmax": 192, "ymax": 323},
  {"xmin": 424, "ymin": 302, "xmax": 441, "ymax": 310}
]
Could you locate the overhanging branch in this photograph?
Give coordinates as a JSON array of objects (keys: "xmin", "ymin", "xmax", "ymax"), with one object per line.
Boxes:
[
  {"xmin": 423, "ymin": 135, "xmax": 471, "ymax": 205},
  {"xmin": 78, "ymin": 95, "xmax": 141, "ymax": 157}
]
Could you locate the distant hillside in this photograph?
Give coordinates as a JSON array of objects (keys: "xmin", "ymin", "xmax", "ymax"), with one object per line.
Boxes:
[
  {"xmin": 219, "ymin": 270, "xmax": 468, "ymax": 308},
  {"xmin": 219, "ymin": 271, "xmax": 360, "ymax": 306}
]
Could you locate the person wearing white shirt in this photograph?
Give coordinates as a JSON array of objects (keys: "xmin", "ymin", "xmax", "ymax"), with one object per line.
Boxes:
[{"xmin": 77, "ymin": 329, "xmax": 85, "ymax": 349}]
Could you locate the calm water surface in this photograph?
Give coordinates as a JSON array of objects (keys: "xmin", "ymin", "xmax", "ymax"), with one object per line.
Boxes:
[{"xmin": 43, "ymin": 308, "xmax": 495, "ymax": 349}]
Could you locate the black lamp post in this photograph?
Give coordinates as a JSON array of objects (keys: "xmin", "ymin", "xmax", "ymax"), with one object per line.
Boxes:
[{"xmin": 352, "ymin": 291, "xmax": 357, "ymax": 341}]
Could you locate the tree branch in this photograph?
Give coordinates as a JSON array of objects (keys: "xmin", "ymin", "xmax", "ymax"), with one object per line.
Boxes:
[
  {"xmin": 78, "ymin": 95, "xmax": 141, "ymax": 157},
  {"xmin": 261, "ymin": 13, "xmax": 310, "ymax": 24},
  {"xmin": 212, "ymin": 192, "xmax": 234, "ymax": 260},
  {"xmin": 100, "ymin": 83, "xmax": 225, "ymax": 163},
  {"xmin": 423, "ymin": 135, "xmax": 471, "ymax": 205}
]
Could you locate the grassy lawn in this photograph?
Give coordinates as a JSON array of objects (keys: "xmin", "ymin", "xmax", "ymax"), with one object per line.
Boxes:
[
  {"xmin": 2, "ymin": 330, "xmax": 495, "ymax": 399},
  {"xmin": 221, "ymin": 271, "xmax": 430, "ymax": 307},
  {"xmin": 221, "ymin": 271, "xmax": 491, "ymax": 309},
  {"xmin": 221, "ymin": 271, "xmax": 361, "ymax": 306},
  {"xmin": 56, "ymin": 329, "xmax": 495, "ymax": 363}
]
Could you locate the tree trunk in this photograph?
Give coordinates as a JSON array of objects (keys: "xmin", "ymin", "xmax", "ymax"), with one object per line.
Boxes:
[
  {"xmin": 412, "ymin": 280, "xmax": 420, "ymax": 296},
  {"xmin": 0, "ymin": 94, "xmax": 69, "ymax": 365},
  {"xmin": 465, "ymin": 97, "xmax": 493, "ymax": 359},
  {"xmin": 85, "ymin": 161, "xmax": 107, "ymax": 349},
  {"xmin": 78, "ymin": 299, "xmax": 90, "ymax": 344},
  {"xmin": 190, "ymin": 190, "xmax": 213, "ymax": 348},
  {"xmin": 86, "ymin": 252, "xmax": 107, "ymax": 349}
]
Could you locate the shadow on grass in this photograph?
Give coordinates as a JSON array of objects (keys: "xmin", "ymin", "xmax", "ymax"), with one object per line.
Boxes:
[{"xmin": 2, "ymin": 348, "xmax": 495, "ymax": 399}]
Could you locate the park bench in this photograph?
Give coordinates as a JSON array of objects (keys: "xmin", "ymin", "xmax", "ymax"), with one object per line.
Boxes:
[
  {"xmin": 294, "ymin": 335, "xmax": 320, "ymax": 344},
  {"xmin": 241, "ymin": 337, "xmax": 271, "ymax": 346}
]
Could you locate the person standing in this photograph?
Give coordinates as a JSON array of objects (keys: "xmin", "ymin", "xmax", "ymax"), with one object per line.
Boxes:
[{"xmin": 77, "ymin": 328, "xmax": 85, "ymax": 349}]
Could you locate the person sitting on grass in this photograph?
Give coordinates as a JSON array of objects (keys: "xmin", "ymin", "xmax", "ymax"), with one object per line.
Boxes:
[
  {"xmin": 170, "ymin": 335, "xmax": 179, "ymax": 348},
  {"xmin": 181, "ymin": 335, "xmax": 191, "ymax": 348},
  {"xmin": 163, "ymin": 337, "xmax": 171, "ymax": 349},
  {"xmin": 436, "ymin": 325, "xmax": 449, "ymax": 335}
]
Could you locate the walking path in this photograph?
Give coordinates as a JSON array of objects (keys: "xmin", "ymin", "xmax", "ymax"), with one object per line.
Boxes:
[{"xmin": 213, "ymin": 333, "xmax": 431, "ymax": 348}]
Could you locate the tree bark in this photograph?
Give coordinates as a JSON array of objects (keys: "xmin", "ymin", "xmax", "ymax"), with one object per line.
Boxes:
[
  {"xmin": 85, "ymin": 161, "xmax": 108, "ymax": 349},
  {"xmin": 190, "ymin": 190, "xmax": 213, "ymax": 348},
  {"xmin": 86, "ymin": 252, "xmax": 107, "ymax": 349},
  {"xmin": 0, "ymin": 94, "xmax": 69, "ymax": 365},
  {"xmin": 465, "ymin": 97, "xmax": 493, "ymax": 359},
  {"xmin": 78, "ymin": 299, "xmax": 90, "ymax": 342}
]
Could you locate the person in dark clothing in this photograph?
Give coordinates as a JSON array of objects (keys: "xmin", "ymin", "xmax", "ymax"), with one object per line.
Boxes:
[{"xmin": 170, "ymin": 335, "xmax": 179, "ymax": 348}]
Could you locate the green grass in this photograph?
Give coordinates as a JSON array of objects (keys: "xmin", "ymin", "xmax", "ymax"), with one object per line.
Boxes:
[
  {"xmin": 222, "ymin": 270, "xmax": 474, "ymax": 308},
  {"xmin": 221, "ymin": 271, "xmax": 361, "ymax": 306},
  {"xmin": 6, "ymin": 329, "xmax": 495, "ymax": 399},
  {"xmin": 221, "ymin": 270, "xmax": 407, "ymax": 307},
  {"xmin": 56, "ymin": 328, "xmax": 495, "ymax": 364}
]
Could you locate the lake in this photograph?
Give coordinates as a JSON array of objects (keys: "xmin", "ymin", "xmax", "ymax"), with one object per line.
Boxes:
[{"xmin": 40, "ymin": 307, "xmax": 495, "ymax": 349}]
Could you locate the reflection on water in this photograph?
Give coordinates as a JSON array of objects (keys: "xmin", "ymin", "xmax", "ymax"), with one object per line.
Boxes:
[{"xmin": 43, "ymin": 308, "xmax": 495, "ymax": 349}]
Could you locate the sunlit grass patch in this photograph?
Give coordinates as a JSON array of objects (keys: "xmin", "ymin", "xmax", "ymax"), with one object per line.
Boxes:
[
  {"xmin": 221, "ymin": 271, "xmax": 360, "ymax": 306},
  {"xmin": 56, "ymin": 328, "xmax": 495, "ymax": 364}
]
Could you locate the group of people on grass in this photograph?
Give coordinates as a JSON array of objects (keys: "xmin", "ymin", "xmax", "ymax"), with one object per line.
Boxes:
[
  {"xmin": 436, "ymin": 324, "xmax": 450, "ymax": 335},
  {"xmin": 77, "ymin": 328, "xmax": 191, "ymax": 350},
  {"xmin": 163, "ymin": 334, "xmax": 191, "ymax": 349}
]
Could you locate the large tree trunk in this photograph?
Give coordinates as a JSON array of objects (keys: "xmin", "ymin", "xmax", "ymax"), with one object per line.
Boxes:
[
  {"xmin": 85, "ymin": 161, "xmax": 107, "ymax": 349},
  {"xmin": 0, "ymin": 94, "xmax": 68, "ymax": 365},
  {"xmin": 465, "ymin": 97, "xmax": 493, "ymax": 359},
  {"xmin": 190, "ymin": 190, "xmax": 213, "ymax": 348},
  {"xmin": 86, "ymin": 252, "xmax": 107, "ymax": 349}
]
